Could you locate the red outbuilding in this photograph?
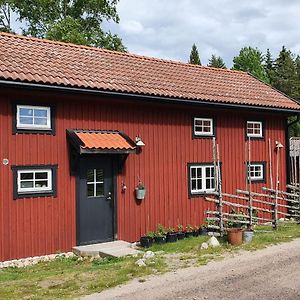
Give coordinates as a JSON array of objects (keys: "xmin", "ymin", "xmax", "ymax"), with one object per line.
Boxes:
[{"xmin": 0, "ymin": 33, "xmax": 299, "ymax": 261}]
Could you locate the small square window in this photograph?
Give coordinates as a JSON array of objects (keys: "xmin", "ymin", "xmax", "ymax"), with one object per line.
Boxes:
[
  {"xmin": 188, "ymin": 163, "xmax": 216, "ymax": 196},
  {"xmin": 12, "ymin": 165, "xmax": 57, "ymax": 199},
  {"xmin": 193, "ymin": 118, "xmax": 214, "ymax": 137},
  {"xmin": 247, "ymin": 162, "xmax": 265, "ymax": 182},
  {"xmin": 246, "ymin": 121, "xmax": 263, "ymax": 138},
  {"xmin": 13, "ymin": 104, "xmax": 55, "ymax": 134}
]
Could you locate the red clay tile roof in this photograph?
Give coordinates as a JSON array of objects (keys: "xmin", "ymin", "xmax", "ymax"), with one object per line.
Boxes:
[
  {"xmin": 75, "ymin": 131, "xmax": 136, "ymax": 151},
  {"xmin": 0, "ymin": 32, "xmax": 299, "ymax": 111}
]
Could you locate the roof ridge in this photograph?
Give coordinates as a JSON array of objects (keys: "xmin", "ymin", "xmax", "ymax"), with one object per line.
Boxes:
[{"xmin": 0, "ymin": 32, "xmax": 245, "ymax": 75}]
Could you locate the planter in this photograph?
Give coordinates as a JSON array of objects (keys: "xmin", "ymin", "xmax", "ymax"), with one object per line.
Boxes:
[
  {"xmin": 177, "ymin": 231, "xmax": 185, "ymax": 240},
  {"xmin": 135, "ymin": 188, "xmax": 146, "ymax": 200},
  {"xmin": 199, "ymin": 228, "xmax": 208, "ymax": 235},
  {"xmin": 185, "ymin": 231, "xmax": 193, "ymax": 238},
  {"xmin": 140, "ymin": 236, "xmax": 153, "ymax": 248},
  {"xmin": 166, "ymin": 232, "xmax": 178, "ymax": 243},
  {"xmin": 154, "ymin": 236, "xmax": 166, "ymax": 244},
  {"xmin": 243, "ymin": 230, "xmax": 254, "ymax": 243},
  {"xmin": 193, "ymin": 230, "xmax": 199, "ymax": 237},
  {"xmin": 227, "ymin": 228, "xmax": 243, "ymax": 246}
]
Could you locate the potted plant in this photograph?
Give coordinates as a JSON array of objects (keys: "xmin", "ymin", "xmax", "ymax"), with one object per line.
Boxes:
[
  {"xmin": 135, "ymin": 181, "xmax": 146, "ymax": 200},
  {"xmin": 226, "ymin": 209, "xmax": 245, "ymax": 246},
  {"xmin": 199, "ymin": 224, "xmax": 208, "ymax": 235},
  {"xmin": 140, "ymin": 231, "xmax": 154, "ymax": 248},
  {"xmin": 177, "ymin": 224, "xmax": 185, "ymax": 240},
  {"xmin": 154, "ymin": 224, "xmax": 167, "ymax": 244},
  {"xmin": 185, "ymin": 224, "xmax": 194, "ymax": 238},
  {"xmin": 166, "ymin": 227, "xmax": 177, "ymax": 243},
  {"xmin": 193, "ymin": 225, "xmax": 200, "ymax": 237}
]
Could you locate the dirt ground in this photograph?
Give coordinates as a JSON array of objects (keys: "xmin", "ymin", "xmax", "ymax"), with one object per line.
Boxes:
[{"xmin": 82, "ymin": 238, "xmax": 300, "ymax": 300}]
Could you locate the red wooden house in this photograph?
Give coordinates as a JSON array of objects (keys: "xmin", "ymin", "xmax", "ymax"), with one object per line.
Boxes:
[{"xmin": 0, "ymin": 33, "xmax": 299, "ymax": 261}]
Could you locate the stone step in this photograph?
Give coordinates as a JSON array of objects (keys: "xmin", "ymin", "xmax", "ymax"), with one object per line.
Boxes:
[{"xmin": 73, "ymin": 240, "xmax": 141, "ymax": 258}]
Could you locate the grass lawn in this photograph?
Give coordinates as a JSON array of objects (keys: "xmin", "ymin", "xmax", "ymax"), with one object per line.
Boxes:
[{"xmin": 0, "ymin": 222, "xmax": 299, "ymax": 299}]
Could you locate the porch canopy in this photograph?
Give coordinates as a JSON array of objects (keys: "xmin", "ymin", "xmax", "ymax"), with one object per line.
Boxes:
[{"xmin": 67, "ymin": 129, "xmax": 136, "ymax": 155}]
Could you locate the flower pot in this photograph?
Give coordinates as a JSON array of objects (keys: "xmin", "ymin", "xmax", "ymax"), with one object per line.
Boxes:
[
  {"xmin": 193, "ymin": 230, "xmax": 199, "ymax": 237},
  {"xmin": 135, "ymin": 188, "xmax": 146, "ymax": 200},
  {"xmin": 154, "ymin": 236, "xmax": 166, "ymax": 244},
  {"xmin": 199, "ymin": 228, "xmax": 208, "ymax": 235},
  {"xmin": 166, "ymin": 232, "xmax": 178, "ymax": 243},
  {"xmin": 177, "ymin": 231, "xmax": 185, "ymax": 240},
  {"xmin": 227, "ymin": 228, "xmax": 243, "ymax": 246},
  {"xmin": 185, "ymin": 231, "xmax": 193, "ymax": 238},
  {"xmin": 243, "ymin": 230, "xmax": 254, "ymax": 243},
  {"xmin": 140, "ymin": 236, "xmax": 153, "ymax": 248}
]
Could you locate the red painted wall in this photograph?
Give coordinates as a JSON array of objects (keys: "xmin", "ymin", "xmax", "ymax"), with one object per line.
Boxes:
[{"xmin": 0, "ymin": 87, "xmax": 288, "ymax": 261}]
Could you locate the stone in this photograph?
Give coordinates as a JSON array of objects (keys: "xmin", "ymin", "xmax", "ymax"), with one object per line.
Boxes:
[
  {"xmin": 208, "ymin": 236, "xmax": 220, "ymax": 248},
  {"xmin": 200, "ymin": 242, "xmax": 209, "ymax": 250},
  {"xmin": 143, "ymin": 251, "xmax": 155, "ymax": 260},
  {"xmin": 135, "ymin": 259, "xmax": 146, "ymax": 267}
]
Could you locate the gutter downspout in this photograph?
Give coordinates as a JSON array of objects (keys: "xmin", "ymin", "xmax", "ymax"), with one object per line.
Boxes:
[{"xmin": 286, "ymin": 114, "xmax": 300, "ymax": 185}]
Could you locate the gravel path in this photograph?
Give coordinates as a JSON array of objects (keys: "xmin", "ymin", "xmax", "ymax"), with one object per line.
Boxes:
[{"xmin": 82, "ymin": 239, "xmax": 300, "ymax": 300}]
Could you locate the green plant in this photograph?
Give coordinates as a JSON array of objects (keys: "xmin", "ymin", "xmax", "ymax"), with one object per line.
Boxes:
[
  {"xmin": 186, "ymin": 224, "xmax": 193, "ymax": 232},
  {"xmin": 227, "ymin": 209, "xmax": 248, "ymax": 228},
  {"xmin": 146, "ymin": 231, "xmax": 155, "ymax": 238},
  {"xmin": 167, "ymin": 227, "xmax": 175, "ymax": 234},
  {"xmin": 155, "ymin": 224, "xmax": 167, "ymax": 237},
  {"xmin": 177, "ymin": 224, "xmax": 183, "ymax": 232}
]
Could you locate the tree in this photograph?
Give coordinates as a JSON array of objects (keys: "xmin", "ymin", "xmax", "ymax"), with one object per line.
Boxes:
[
  {"xmin": 1, "ymin": 0, "xmax": 126, "ymax": 51},
  {"xmin": 272, "ymin": 46, "xmax": 297, "ymax": 98},
  {"xmin": 264, "ymin": 48, "xmax": 274, "ymax": 84},
  {"xmin": 189, "ymin": 44, "xmax": 201, "ymax": 65},
  {"xmin": 232, "ymin": 46, "xmax": 269, "ymax": 83},
  {"xmin": 0, "ymin": 0, "xmax": 13, "ymax": 32},
  {"xmin": 208, "ymin": 54, "xmax": 226, "ymax": 69}
]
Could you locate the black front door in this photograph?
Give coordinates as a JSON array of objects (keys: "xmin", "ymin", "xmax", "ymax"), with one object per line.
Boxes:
[{"xmin": 77, "ymin": 156, "xmax": 114, "ymax": 245}]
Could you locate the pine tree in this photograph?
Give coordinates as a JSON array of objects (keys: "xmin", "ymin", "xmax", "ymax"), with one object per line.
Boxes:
[
  {"xmin": 189, "ymin": 44, "xmax": 201, "ymax": 65},
  {"xmin": 264, "ymin": 49, "xmax": 274, "ymax": 84},
  {"xmin": 208, "ymin": 54, "xmax": 226, "ymax": 69}
]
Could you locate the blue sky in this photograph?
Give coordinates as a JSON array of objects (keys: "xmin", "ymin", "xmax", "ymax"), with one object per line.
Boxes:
[{"xmin": 11, "ymin": 0, "xmax": 300, "ymax": 67}]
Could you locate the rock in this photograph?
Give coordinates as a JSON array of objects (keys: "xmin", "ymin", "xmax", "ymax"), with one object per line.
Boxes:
[
  {"xmin": 208, "ymin": 236, "xmax": 220, "ymax": 248},
  {"xmin": 200, "ymin": 242, "xmax": 209, "ymax": 250},
  {"xmin": 135, "ymin": 259, "xmax": 146, "ymax": 267},
  {"xmin": 143, "ymin": 251, "xmax": 155, "ymax": 260},
  {"xmin": 131, "ymin": 242, "xmax": 139, "ymax": 249}
]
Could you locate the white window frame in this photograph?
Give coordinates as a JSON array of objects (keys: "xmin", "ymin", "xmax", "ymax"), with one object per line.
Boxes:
[
  {"xmin": 248, "ymin": 163, "xmax": 264, "ymax": 181},
  {"xmin": 194, "ymin": 118, "xmax": 214, "ymax": 137},
  {"xmin": 16, "ymin": 105, "xmax": 51, "ymax": 130},
  {"xmin": 17, "ymin": 169, "xmax": 52, "ymax": 194},
  {"xmin": 246, "ymin": 121, "xmax": 263, "ymax": 138},
  {"xmin": 189, "ymin": 164, "xmax": 216, "ymax": 194},
  {"xmin": 87, "ymin": 169, "xmax": 104, "ymax": 198}
]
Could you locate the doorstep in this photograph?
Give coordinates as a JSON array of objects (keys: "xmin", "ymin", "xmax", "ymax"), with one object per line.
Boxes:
[{"xmin": 72, "ymin": 240, "xmax": 141, "ymax": 258}]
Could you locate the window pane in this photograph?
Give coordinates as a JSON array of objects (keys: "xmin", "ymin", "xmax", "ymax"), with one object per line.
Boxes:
[
  {"xmin": 191, "ymin": 168, "xmax": 196, "ymax": 178},
  {"xmin": 96, "ymin": 183, "xmax": 104, "ymax": 196},
  {"xmin": 96, "ymin": 169, "xmax": 104, "ymax": 182},
  {"xmin": 20, "ymin": 117, "xmax": 33, "ymax": 125},
  {"xmin": 87, "ymin": 184, "xmax": 94, "ymax": 197},
  {"xmin": 197, "ymin": 168, "xmax": 202, "ymax": 178},
  {"xmin": 206, "ymin": 179, "xmax": 211, "ymax": 188},
  {"xmin": 87, "ymin": 170, "xmax": 94, "ymax": 183},
  {"xmin": 19, "ymin": 108, "xmax": 33, "ymax": 116},
  {"xmin": 21, "ymin": 181, "xmax": 34, "ymax": 188},
  {"xmin": 20, "ymin": 173, "xmax": 33, "ymax": 180},
  {"xmin": 35, "ymin": 172, "xmax": 48, "ymax": 179},
  {"xmin": 35, "ymin": 181, "xmax": 48, "ymax": 188},
  {"xmin": 191, "ymin": 179, "xmax": 197, "ymax": 190},
  {"xmin": 34, "ymin": 109, "xmax": 48, "ymax": 117},
  {"xmin": 197, "ymin": 179, "xmax": 202, "ymax": 190},
  {"xmin": 34, "ymin": 117, "xmax": 48, "ymax": 126}
]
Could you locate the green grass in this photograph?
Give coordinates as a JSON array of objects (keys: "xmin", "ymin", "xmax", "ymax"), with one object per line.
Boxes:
[{"xmin": 0, "ymin": 222, "xmax": 299, "ymax": 299}]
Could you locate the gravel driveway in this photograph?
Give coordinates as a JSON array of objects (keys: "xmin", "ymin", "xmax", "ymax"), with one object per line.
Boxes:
[{"xmin": 82, "ymin": 238, "xmax": 300, "ymax": 300}]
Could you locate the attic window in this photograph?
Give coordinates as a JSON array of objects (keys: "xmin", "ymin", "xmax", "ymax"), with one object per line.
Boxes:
[
  {"xmin": 246, "ymin": 121, "xmax": 263, "ymax": 138},
  {"xmin": 193, "ymin": 118, "xmax": 214, "ymax": 137}
]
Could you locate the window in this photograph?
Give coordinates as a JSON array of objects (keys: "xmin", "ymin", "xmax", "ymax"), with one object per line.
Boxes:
[
  {"xmin": 247, "ymin": 162, "xmax": 266, "ymax": 182},
  {"xmin": 188, "ymin": 163, "xmax": 216, "ymax": 195},
  {"xmin": 193, "ymin": 118, "xmax": 214, "ymax": 137},
  {"xmin": 246, "ymin": 121, "xmax": 263, "ymax": 138},
  {"xmin": 87, "ymin": 169, "xmax": 104, "ymax": 197},
  {"xmin": 12, "ymin": 165, "xmax": 57, "ymax": 199},
  {"xmin": 14, "ymin": 104, "xmax": 55, "ymax": 134}
]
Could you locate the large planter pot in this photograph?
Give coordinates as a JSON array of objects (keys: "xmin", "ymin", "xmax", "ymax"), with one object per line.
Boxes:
[
  {"xmin": 227, "ymin": 228, "xmax": 243, "ymax": 246},
  {"xmin": 135, "ymin": 188, "xmax": 146, "ymax": 200},
  {"xmin": 140, "ymin": 236, "xmax": 153, "ymax": 248},
  {"xmin": 154, "ymin": 236, "xmax": 166, "ymax": 244},
  {"xmin": 166, "ymin": 232, "xmax": 178, "ymax": 243},
  {"xmin": 243, "ymin": 230, "xmax": 254, "ymax": 243},
  {"xmin": 185, "ymin": 231, "xmax": 193, "ymax": 238},
  {"xmin": 177, "ymin": 231, "xmax": 185, "ymax": 240}
]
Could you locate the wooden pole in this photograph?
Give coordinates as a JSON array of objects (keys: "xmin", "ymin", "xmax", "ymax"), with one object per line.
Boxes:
[
  {"xmin": 247, "ymin": 137, "xmax": 253, "ymax": 229},
  {"xmin": 269, "ymin": 138, "xmax": 274, "ymax": 189},
  {"xmin": 216, "ymin": 144, "xmax": 224, "ymax": 236}
]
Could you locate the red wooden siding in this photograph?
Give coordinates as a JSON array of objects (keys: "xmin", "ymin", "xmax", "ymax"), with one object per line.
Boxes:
[{"xmin": 0, "ymin": 88, "xmax": 288, "ymax": 261}]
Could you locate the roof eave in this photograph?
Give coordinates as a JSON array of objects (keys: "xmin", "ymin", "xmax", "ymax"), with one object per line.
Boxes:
[{"xmin": 0, "ymin": 79, "xmax": 299, "ymax": 114}]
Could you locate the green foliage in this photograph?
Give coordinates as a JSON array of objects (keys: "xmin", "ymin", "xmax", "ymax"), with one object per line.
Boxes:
[
  {"xmin": 208, "ymin": 54, "xmax": 226, "ymax": 69},
  {"xmin": 1, "ymin": 0, "xmax": 126, "ymax": 51},
  {"xmin": 189, "ymin": 43, "xmax": 201, "ymax": 65},
  {"xmin": 232, "ymin": 46, "xmax": 269, "ymax": 83},
  {"xmin": 0, "ymin": 0, "xmax": 14, "ymax": 32}
]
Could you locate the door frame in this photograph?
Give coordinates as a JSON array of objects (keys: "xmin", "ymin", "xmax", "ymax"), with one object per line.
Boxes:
[{"xmin": 75, "ymin": 155, "xmax": 118, "ymax": 245}]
